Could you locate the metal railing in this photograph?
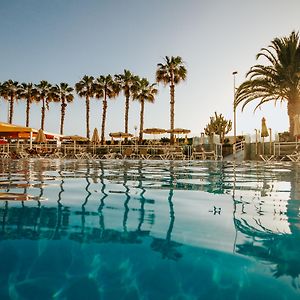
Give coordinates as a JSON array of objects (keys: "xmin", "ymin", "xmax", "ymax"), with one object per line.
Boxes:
[
  {"xmin": 233, "ymin": 140, "xmax": 245, "ymax": 154},
  {"xmin": 273, "ymin": 141, "xmax": 299, "ymax": 156},
  {"xmin": 0, "ymin": 142, "xmax": 225, "ymax": 160}
]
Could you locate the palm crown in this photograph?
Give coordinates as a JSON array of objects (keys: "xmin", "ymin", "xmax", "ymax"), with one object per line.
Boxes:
[
  {"xmin": 236, "ymin": 31, "xmax": 300, "ymax": 136},
  {"xmin": 156, "ymin": 56, "xmax": 187, "ymax": 86}
]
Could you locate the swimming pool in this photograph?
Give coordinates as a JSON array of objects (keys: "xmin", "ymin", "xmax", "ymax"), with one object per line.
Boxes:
[{"xmin": 0, "ymin": 159, "xmax": 299, "ymax": 299}]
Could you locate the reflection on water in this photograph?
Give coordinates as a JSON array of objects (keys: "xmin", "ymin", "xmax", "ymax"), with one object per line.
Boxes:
[{"xmin": 0, "ymin": 159, "xmax": 300, "ymax": 299}]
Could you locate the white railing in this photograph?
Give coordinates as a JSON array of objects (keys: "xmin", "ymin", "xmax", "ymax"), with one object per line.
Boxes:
[
  {"xmin": 233, "ymin": 140, "xmax": 245, "ymax": 154},
  {"xmin": 273, "ymin": 141, "xmax": 298, "ymax": 156}
]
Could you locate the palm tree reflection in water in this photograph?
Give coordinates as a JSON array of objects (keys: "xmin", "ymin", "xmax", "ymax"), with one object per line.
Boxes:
[
  {"xmin": 98, "ymin": 161, "xmax": 107, "ymax": 238},
  {"xmin": 233, "ymin": 163, "xmax": 300, "ymax": 284},
  {"xmin": 136, "ymin": 160, "xmax": 148, "ymax": 235},
  {"xmin": 51, "ymin": 169, "xmax": 64, "ymax": 240},
  {"xmin": 151, "ymin": 161, "xmax": 182, "ymax": 261}
]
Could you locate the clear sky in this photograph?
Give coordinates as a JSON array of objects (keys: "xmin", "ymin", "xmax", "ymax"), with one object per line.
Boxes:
[{"xmin": 0, "ymin": 0, "xmax": 299, "ymax": 139}]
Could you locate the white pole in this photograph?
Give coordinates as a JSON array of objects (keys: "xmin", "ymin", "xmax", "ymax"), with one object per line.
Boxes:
[
  {"xmin": 269, "ymin": 128, "xmax": 272, "ymax": 154},
  {"xmin": 30, "ymin": 131, "xmax": 33, "ymax": 149},
  {"xmin": 233, "ymin": 71, "xmax": 238, "ymax": 159}
]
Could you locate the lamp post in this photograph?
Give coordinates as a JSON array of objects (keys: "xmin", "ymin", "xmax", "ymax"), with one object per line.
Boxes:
[
  {"xmin": 232, "ymin": 71, "xmax": 238, "ymax": 157},
  {"xmin": 134, "ymin": 125, "xmax": 138, "ymax": 149}
]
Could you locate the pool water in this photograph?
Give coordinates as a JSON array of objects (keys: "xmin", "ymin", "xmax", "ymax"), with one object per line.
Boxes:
[{"xmin": 0, "ymin": 159, "xmax": 300, "ymax": 299}]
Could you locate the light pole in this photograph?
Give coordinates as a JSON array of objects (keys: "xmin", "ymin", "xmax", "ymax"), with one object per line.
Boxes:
[{"xmin": 232, "ymin": 71, "xmax": 238, "ymax": 157}]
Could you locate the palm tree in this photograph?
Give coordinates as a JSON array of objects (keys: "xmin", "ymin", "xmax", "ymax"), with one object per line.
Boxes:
[
  {"xmin": 156, "ymin": 56, "xmax": 187, "ymax": 144},
  {"xmin": 75, "ymin": 75, "xmax": 95, "ymax": 139},
  {"xmin": 94, "ymin": 75, "xmax": 120, "ymax": 144},
  {"xmin": 236, "ymin": 31, "xmax": 300, "ymax": 137},
  {"xmin": 2, "ymin": 80, "xmax": 20, "ymax": 124},
  {"xmin": 115, "ymin": 70, "xmax": 139, "ymax": 135},
  {"xmin": 19, "ymin": 83, "xmax": 38, "ymax": 127},
  {"xmin": 132, "ymin": 78, "xmax": 158, "ymax": 143},
  {"xmin": 51, "ymin": 83, "xmax": 74, "ymax": 135},
  {"xmin": 35, "ymin": 80, "xmax": 52, "ymax": 130}
]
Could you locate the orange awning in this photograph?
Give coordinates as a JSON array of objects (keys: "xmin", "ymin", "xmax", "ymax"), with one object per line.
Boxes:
[{"xmin": 0, "ymin": 122, "xmax": 37, "ymax": 133}]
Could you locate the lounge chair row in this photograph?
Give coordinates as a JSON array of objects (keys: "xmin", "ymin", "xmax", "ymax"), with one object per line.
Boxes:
[{"xmin": 0, "ymin": 146, "xmax": 219, "ymax": 160}]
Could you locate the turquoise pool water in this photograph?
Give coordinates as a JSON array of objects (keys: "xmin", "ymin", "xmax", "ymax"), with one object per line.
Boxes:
[{"xmin": 0, "ymin": 159, "xmax": 300, "ymax": 299}]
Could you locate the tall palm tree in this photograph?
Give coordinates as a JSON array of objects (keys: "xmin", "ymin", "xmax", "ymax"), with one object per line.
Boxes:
[
  {"xmin": 2, "ymin": 80, "xmax": 20, "ymax": 124},
  {"xmin": 156, "ymin": 56, "xmax": 187, "ymax": 144},
  {"xmin": 115, "ymin": 70, "xmax": 139, "ymax": 135},
  {"xmin": 94, "ymin": 75, "xmax": 120, "ymax": 144},
  {"xmin": 19, "ymin": 83, "xmax": 38, "ymax": 127},
  {"xmin": 236, "ymin": 31, "xmax": 300, "ymax": 137},
  {"xmin": 132, "ymin": 78, "xmax": 158, "ymax": 142},
  {"xmin": 52, "ymin": 83, "xmax": 74, "ymax": 135},
  {"xmin": 35, "ymin": 80, "xmax": 52, "ymax": 130},
  {"xmin": 75, "ymin": 75, "xmax": 95, "ymax": 139}
]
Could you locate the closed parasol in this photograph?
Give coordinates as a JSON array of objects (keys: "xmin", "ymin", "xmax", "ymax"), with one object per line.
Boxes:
[
  {"xmin": 261, "ymin": 117, "xmax": 269, "ymax": 155},
  {"xmin": 35, "ymin": 129, "xmax": 47, "ymax": 143},
  {"xmin": 91, "ymin": 128, "xmax": 100, "ymax": 144},
  {"xmin": 260, "ymin": 118, "xmax": 269, "ymax": 138},
  {"xmin": 184, "ymin": 135, "xmax": 188, "ymax": 144}
]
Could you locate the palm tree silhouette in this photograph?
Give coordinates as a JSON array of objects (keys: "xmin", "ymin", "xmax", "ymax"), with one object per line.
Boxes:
[
  {"xmin": 19, "ymin": 83, "xmax": 38, "ymax": 127},
  {"xmin": 132, "ymin": 78, "xmax": 158, "ymax": 143},
  {"xmin": 236, "ymin": 31, "xmax": 300, "ymax": 138},
  {"xmin": 35, "ymin": 80, "xmax": 52, "ymax": 130},
  {"xmin": 75, "ymin": 75, "xmax": 95, "ymax": 139},
  {"xmin": 115, "ymin": 70, "xmax": 139, "ymax": 137},
  {"xmin": 94, "ymin": 75, "xmax": 120, "ymax": 144},
  {"xmin": 2, "ymin": 80, "xmax": 20, "ymax": 124},
  {"xmin": 156, "ymin": 56, "xmax": 187, "ymax": 144},
  {"xmin": 150, "ymin": 161, "xmax": 182, "ymax": 260},
  {"xmin": 51, "ymin": 83, "xmax": 74, "ymax": 135}
]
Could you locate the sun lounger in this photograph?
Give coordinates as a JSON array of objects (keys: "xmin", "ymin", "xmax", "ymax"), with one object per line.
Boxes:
[
  {"xmin": 122, "ymin": 148, "xmax": 136, "ymax": 159},
  {"xmin": 287, "ymin": 152, "xmax": 300, "ymax": 162},
  {"xmin": 192, "ymin": 147, "xmax": 216, "ymax": 160},
  {"xmin": 168, "ymin": 147, "xmax": 185, "ymax": 160},
  {"xmin": 260, "ymin": 154, "xmax": 276, "ymax": 162},
  {"xmin": 138, "ymin": 148, "xmax": 151, "ymax": 159}
]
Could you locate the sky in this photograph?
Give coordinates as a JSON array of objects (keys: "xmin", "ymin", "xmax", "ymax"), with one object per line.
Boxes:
[{"xmin": 0, "ymin": 0, "xmax": 299, "ymax": 139}]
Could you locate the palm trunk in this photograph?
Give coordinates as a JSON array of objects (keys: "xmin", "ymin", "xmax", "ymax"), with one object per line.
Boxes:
[
  {"xmin": 101, "ymin": 92, "xmax": 107, "ymax": 145},
  {"xmin": 170, "ymin": 84, "xmax": 175, "ymax": 144},
  {"xmin": 288, "ymin": 100, "xmax": 300, "ymax": 139},
  {"xmin": 41, "ymin": 98, "xmax": 45, "ymax": 130},
  {"xmin": 26, "ymin": 98, "xmax": 30, "ymax": 127},
  {"xmin": 9, "ymin": 95, "xmax": 14, "ymax": 124},
  {"xmin": 125, "ymin": 92, "xmax": 130, "ymax": 134},
  {"xmin": 86, "ymin": 96, "xmax": 90, "ymax": 139},
  {"xmin": 60, "ymin": 98, "xmax": 66, "ymax": 135},
  {"xmin": 139, "ymin": 100, "xmax": 145, "ymax": 143}
]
